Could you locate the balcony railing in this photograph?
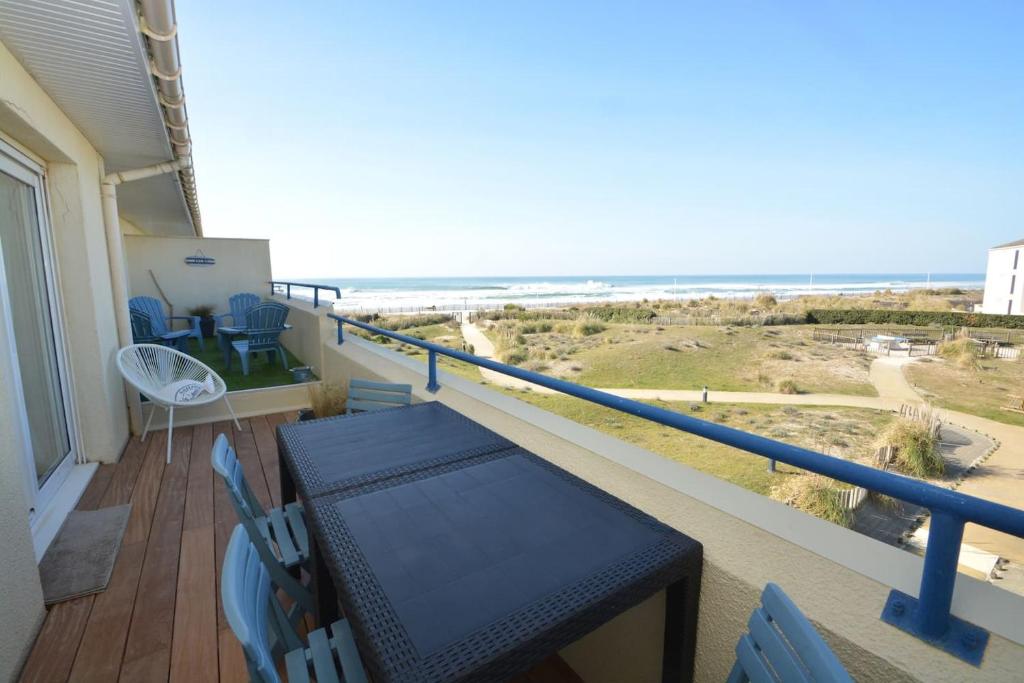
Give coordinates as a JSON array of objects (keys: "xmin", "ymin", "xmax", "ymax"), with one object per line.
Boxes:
[
  {"xmin": 269, "ymin": 280, "xmax": 341, "ymax": 309},
  {"xmin": 328, "ymin": 313, "xmax": 1024, "ymax": 665}
]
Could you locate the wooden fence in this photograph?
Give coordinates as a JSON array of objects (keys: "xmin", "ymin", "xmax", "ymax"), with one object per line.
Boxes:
[{"xmin": 837, "ymin": 446, "xmax": 895, "ymax": 511}]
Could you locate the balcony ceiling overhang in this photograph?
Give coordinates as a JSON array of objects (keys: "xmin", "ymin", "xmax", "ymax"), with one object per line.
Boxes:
[{"xmin": 0, "ymin": 0, "xmax": 197, "ymax": 235}]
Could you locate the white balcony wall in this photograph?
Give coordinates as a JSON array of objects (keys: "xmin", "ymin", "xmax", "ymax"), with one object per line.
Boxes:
[
  {"xmin": 0, "ymin": 37, "xmax": 135, "ymax": 678},
  {"xmin": 124, "ymin": 234, "xmax": 272, "ymax": 321},
  {"xmin": 318, "ymin": 332, "xmax": 1024, "ymax": 682}
]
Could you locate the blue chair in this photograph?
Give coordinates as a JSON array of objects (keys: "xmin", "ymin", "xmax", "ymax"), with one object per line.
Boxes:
[
  {"xmin": 346, "ymin": 378, "xmax": 413, "ymax": 414},
  {"xmin": 231, "ymin": 302, "xmax": 290, "ymax": 375},
  {"xmin": 728, "ymin": 583, "xmax": 852, "ymax": 683},
  {"xmin": 129, "ymin": 308, "xmax": 189, "ymax": 351},
  {"xmin": 129, "ymin": 295, "xmax": 204, "ymax": 351},
  {"xmin": 212, "ymin": 434, "xmax": 312, "ymax": 629},
  {"xmin": 215, "ymin": 292, "xmax": 261, "ymax": 328},
  {"xmin": 222, "ymin": 524, "xmax": 369, "ymax": 683}
]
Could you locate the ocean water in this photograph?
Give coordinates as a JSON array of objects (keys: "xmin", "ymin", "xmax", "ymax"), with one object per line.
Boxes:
[{"xmin": 299, "ymin": 274, "xmax": 984, "ymax": 312}]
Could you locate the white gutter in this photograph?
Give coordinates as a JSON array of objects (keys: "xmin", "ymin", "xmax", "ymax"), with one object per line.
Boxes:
[
  {"xmin": 102, "ymin": 157, "xmax": 191, "ymax": 432},
  {"xmin": 137, "ymin": 0, "xmax": 202, "ymax": 234}
]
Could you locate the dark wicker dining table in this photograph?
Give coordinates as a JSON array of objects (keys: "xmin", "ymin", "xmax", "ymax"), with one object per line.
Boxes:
[{"xmin": 277, "ymin": 401, "xmax": 703, "ymax": 683}]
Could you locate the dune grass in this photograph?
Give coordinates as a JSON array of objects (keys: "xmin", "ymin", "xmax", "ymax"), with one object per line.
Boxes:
[
  {"xmin": 906, "ymin": 356, "xmax": 1024, "ymax": 427},
  {"xmin": 876, "ymin": 418, "xmax": 943, "ymax": 478},
  {"xmin": 494, "ymin": 392, "xmax": 894, "ymax": 496},
  {"xmin": 565, "ymin": 325, "xmax": 877, "ymax": 396}
]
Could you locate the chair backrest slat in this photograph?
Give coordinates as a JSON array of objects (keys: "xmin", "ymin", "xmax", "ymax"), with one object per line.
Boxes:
[
  {"xmin": 229, "ymin": 293, "xmax": 261, "ymax": 324},
  {"xmin": 746, "ymin": 608, "xmax": 810, "ymax": 683},
  {"xmin": 129, "ymin": 296, "xmax": 169, "ymax": 335},
  {"xmin": 222, "ymin": 525, "xmax": 283, "ymax": 683},
  {"xmin": 212, "ymin": 435, "xmax": 312, "ymax": 619},
  {"xmin": 130, "ymin": 309, "xmax": 158, "ymax": 343},
  {"xmin": 244, "ymin": 303, "xmax": 289, "ymax": 350},
  {"xmin": 346, "ymin": 379, "xmax": 412, "ymax": 414},
  {"xmin": 730, "ymin": 583, "xmax": 852, "ymax": 683}
]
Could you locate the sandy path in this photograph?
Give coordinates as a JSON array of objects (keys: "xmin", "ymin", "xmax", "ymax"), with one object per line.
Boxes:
[{"xmin": 459, "ymin": 319, "xmax": 1024, "ymax": 566}]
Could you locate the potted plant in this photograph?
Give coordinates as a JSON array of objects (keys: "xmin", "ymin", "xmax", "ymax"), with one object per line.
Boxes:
[
  {"xmin": 188, "ymin": 304, "xmax": 216, "ymax": 338},
  {"xmin": 299, "ymin": 381, "xmax": 346, "ymax": 421}
]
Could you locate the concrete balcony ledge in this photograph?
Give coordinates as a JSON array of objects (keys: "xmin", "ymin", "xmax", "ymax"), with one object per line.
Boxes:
[{"xmin": 321, "ymin": 333, "xmax": 1024, "ymax": 682}]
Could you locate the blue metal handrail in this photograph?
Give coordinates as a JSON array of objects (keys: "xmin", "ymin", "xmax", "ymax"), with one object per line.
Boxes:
[
  {"xmin": 269, "ymin": 281, "xmax": 341, "ymax": 309},
  {"xmin": 328, "ymin": 313, "xmax": 1019, "ymax": 663}
]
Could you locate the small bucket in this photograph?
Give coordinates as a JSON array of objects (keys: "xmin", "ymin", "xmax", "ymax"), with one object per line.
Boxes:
[{"xmin": 290, "ymin": 366, "xmax": 313, "ymax": 383}]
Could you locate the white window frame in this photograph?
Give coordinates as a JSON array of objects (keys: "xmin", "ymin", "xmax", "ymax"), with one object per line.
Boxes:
[{"xmin": 0, "ymin": 138, "xmax": 81, "ymax": 523}]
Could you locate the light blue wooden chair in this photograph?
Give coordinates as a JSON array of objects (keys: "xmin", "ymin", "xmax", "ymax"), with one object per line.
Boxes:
[
  {"xmin": 212, "ymin": 434, "xmax": 313, "ymax": 629},
  {"xmin": 230, "ymin": 302, "xmax": 290, "ymax": 375},
  {"xmin": 129, "ymin": 308, "xmax": 189, "ymax": 350},
  {"xmin": 728, "ymin": 583, "xmax": 852, "ymax": 683},
  {"xmin": 215, "ymin": 292, "xmax": 261, "ymax": 327},
  {"xmin": 346, "ymin": 378, "xmax": 413, "ymax": 414},
  {"xmin": 129, "ymin": 295, "xmax": 204, "ymax": 351},
  {"xmin": 222, "ymin": 524, "xmax": 369, "ymax": 683}
]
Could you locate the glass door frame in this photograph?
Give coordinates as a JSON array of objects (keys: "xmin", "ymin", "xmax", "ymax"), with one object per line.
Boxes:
[{"xmin": 0, "ymin": 138, "xmax": 80, "ymax": 522}]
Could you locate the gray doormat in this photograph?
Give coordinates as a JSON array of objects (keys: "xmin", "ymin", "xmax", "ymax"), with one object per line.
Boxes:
[{"xmin": 39, "ymin": 504, "xmax": 131, "ymax": 605}]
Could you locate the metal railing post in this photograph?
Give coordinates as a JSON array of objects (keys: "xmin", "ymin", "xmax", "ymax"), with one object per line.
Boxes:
[
  {"xmin": 286, "ymin": 284, "xmax": 292, "ymax": 300},
  {"xmin": 915, "ymin": 511, "xmax": 964, "ymax": 637},
  {"xmin": 336, "ymin": 320, "xmax": 344, "ymax": 345},
  {"xmin": 314, "ymin": 288, "xmax": 320, "ymax": 309},
  {"xmin": 427, "ymin": 350, "xmax": 439, "ymax": 393}
]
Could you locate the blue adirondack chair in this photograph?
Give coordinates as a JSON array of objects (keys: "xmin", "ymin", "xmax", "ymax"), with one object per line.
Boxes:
[
  {"xmin": 211, "ymin": 434, "xmax": 312, "ymax": 628},
  {"xmin": 128, "ymin": 304, "xmax": 191, "ymax": 351},
  {"xmin": 214, "ymin": 292, "xmax": 261, "ymax": 327},
  {"xmin": 346, "ymin": 378, "xmax": 413, "ymax": 414},
  {"xmin": 230, "ymin": 302, "xmax": 290, "ymax": 375},
  {"xmin": 222, "ymin": 524, "xmax": 369, "ymax": 683},
  {"xmin": 728, "ymin": 583, "xmax": 852, "ymax": 683},
  {"xmin": 129, "ymin": 295, "xmax": 204, "ymax": 351},
  {"xmin": 129, "ymin": 309, "xmax": 173, "ymax": 346}
]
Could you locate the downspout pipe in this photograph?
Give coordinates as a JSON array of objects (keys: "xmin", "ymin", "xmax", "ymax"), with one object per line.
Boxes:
[{"xmin": 102, "ymin": 157, "xmax": 191, "ymax": 433}]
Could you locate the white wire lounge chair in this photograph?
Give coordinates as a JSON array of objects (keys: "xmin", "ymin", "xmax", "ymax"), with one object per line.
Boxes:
[{"xmin": 117, "ymin": 343, "xmax": 241, "ymax": 464}]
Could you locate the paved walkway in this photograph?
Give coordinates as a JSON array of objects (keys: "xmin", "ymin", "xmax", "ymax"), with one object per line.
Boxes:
[{"xmin": 460, "ymin": 317, "xmax": 1024, "ymax": 572}]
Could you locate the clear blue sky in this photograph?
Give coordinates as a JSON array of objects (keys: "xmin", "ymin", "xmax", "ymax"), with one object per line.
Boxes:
[{"xmin": 177, "ymin": 1, "xmax": 1022, "ymax": 278}]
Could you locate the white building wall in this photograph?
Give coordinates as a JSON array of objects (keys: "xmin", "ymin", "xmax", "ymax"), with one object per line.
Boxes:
[
  {"xmin": 0, "ymin": 37, "xmax": 138, "ymax": 677},
  {"xmin": 981, "ymin": 246, "xmax": 1024, "ymax": 315}
]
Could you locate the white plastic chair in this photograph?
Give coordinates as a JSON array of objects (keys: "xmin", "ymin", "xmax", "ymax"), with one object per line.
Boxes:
[{"xmin": 117, "ymin": 343, "xmax": 241, "ymax": 463}]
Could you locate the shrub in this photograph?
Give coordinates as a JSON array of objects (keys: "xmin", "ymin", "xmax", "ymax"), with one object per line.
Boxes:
[
  {"xmin": 373, "ymin": 313, "xmax": 452, "ymax": 331},
  {"xmin": 573, "ymin": 317, "xmax": 606, "ymax": 337},
  {"xmin": 877, "ymin": 419, "xmax": 943, "ymax": 478},
  {"xmin": 937, "ymin": 336, "xmax": 980, "ymax": 370},
  {"xmin": 777, "ymin": 379, "xmax": 800, "ymax": 394},
  {"xmin": 767, "ymin": 350, "xmax": 794, "ymax": 361},
  {"xmin": 308, "ymin": 382, "xmax": 346, "ymax": 418},
  {"xmin": 806, "ymin": 308, "xmax": 1024, "ymax": 329},
  {"xmin": 753, "ymin": 293, "xmax": 778, "ymax": 309},
  {"xmin": 503, "ymin": 348, "xmax": 529, "ymax": 365},
  {"xmin": 796, "ymin": 476, "xmax": 853, "ymax": 527},
  {"xmin": 583, "ymin": 306, "xmax": 657, "ymax": 323}
]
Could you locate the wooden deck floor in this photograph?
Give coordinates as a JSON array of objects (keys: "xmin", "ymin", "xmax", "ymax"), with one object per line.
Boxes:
[{"xmin": 18, "ymin": 413, "xmax": 581, "ymax": 683}]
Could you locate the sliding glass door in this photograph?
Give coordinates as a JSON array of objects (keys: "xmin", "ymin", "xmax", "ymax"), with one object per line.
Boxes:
[{"xmin": 0, "ymin": 142, "xmax": 76, "ymax": 518}]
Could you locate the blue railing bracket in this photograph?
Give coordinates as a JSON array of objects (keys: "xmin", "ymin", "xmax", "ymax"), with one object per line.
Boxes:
[
  {"xmin": 269, "ymin": 281, "xmax": 342, "ymax": 309},
  {"xmin": 882, "ymin": 590, "xmax": 989, "ymax": 666},
  {"xmin": 327, "ymin": 313, "xmax": 1018, "ymax": 664}
]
